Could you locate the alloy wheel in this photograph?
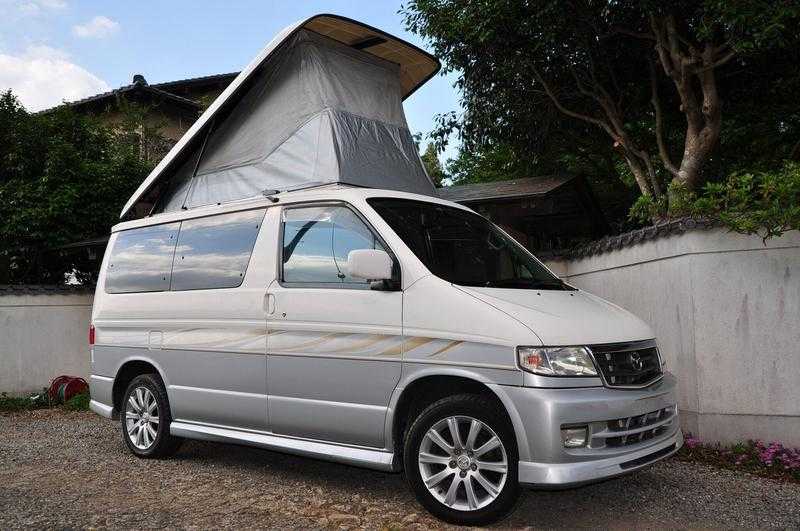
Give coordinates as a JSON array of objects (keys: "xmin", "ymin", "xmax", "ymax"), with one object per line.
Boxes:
[
  {"xmin": 125, "ymin": 386, "xmax": 159, "ymax": 450},
  {"xmin": 418, "ymin": 415, "xmax": 508, "ymax": 511}
]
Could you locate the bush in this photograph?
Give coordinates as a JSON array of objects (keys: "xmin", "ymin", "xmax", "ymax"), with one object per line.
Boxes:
[
  {"xmin": 0, "ymin": 390, "xmax": 50, "ymax": 412},
  {"xmin": 630, "ymin": 162, "xmax": 800, "ymax": 240},
  {"xmin": 63, "ymin": 391, "xmax": 90, "ymax": 411},
  {"xmin": 0, "ymin": 90, "xmax": 161, "ymax": 284},
  {"xmin": 679, "ymin": 434, "xmax": 800, "ymax": 483}
]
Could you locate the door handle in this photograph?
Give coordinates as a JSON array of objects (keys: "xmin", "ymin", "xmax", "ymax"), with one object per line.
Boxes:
[{"xmin": 264, "ymin": 293, "xmax": 276, "ymax": 315}]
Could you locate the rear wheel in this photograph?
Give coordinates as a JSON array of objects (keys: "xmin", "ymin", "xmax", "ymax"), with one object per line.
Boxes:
[
  {"xmin": 403, "ymin": 394, "xmax": 519, "ymax": 525},
  {"xmin": 121, "ymin": 374, "xmax": 182, "ymax": 458}
]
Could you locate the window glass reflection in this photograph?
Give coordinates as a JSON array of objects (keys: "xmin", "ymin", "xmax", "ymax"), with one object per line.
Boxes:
[
  {"xmin": 282, "ymin": 206, "xmax": 384, "ymax": 285},
  {"xmin": 106, "ymin": 223, "xmax": 180, "ymax": 293},
  {"xmin": 170, "ymin": 209, "xmax": 265, "ymax": 291}
]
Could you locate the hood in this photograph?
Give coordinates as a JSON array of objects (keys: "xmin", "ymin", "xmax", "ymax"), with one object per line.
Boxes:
[{"xmin": 458, "ymin": 286, "xmax": 654, "ymax": 346}]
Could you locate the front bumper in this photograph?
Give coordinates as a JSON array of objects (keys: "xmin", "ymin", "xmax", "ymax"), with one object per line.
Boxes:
[
  {"xmin": 500, "ymin": 373, "xmax": 681, "ymax": 486},
  {"xmin": 519, "ymin": 428, "xmax": 682, "ymax": 486}
]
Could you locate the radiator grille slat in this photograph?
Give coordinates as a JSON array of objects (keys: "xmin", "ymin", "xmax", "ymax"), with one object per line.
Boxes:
[{"xmin": 591, "ymin": 342, "xmax": 662, "ymax": 388}]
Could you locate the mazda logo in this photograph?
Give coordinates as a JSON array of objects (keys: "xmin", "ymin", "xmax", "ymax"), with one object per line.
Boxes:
[{"xmin": 629, "ymin": 352, "xmax": 644, "ymax": 371}]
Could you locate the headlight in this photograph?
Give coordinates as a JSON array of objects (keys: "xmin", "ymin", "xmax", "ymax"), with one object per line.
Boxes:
[{"xmin": 517, "ymin": 346, "xmax": 598, "ymax": 376}]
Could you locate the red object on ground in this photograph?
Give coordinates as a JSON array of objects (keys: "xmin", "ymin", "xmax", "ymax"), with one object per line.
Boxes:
[{"xmin": 48, "ymin": 376, "xmax": 89, "ymax": 403}]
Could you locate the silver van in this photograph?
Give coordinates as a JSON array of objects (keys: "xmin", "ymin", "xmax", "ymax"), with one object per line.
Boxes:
[{"xmin": 90, "ymin": 185, "xmax": 681, "ymax": 525}]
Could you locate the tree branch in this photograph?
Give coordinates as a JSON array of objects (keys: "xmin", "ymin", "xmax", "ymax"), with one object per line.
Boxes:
[
  {"xmin": 639, "ymin": 149, "xmax": 663, "ymax": 198},
  {"xmin": 651, "ymin": 14, "xmax": 703, "ymax": 133},
  {"xmin": 603, "ymin": 26, "xmax": 656, "ymax": 41},
  {"xmin": 568, "ymin": 64, "xmax": 602, "ymax": 102},
  {"xmin": 649, "ymin": 59, "xmax": 680, "ymax": 177},
  {"xmin": 530, "ymin": 65, "xmax": 616, "ymax": 138},
  {"xmin": 694, "ymin": 48, "xmax": 737, "ymax": 73}
]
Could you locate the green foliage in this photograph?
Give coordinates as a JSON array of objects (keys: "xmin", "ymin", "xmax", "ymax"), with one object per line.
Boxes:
[
  {"xmin": 629, "ymin": 163, "xmax": 800, "ymax": 239},
  {"xmin": 679, "ymin": 434, "xmax": 800, "ymax": 483},
  {"xmin": 403, "ymin": 1, "xmax": 800, "ymax": 225},
  {"xmin": 446, "ymin": 143, "xmax": 526, "ymax": 185},
  {"xmin": 0, "ymin": 90, "xmax": 160, "ymax": 284},
  {"xmin": 0, "ymin": 390, "xmax": 50, "ymax": 412},
  {"xmin": 63, "ymin": 391, "xmax": 90, "ymax": 411},
  {"xmin": 419, "ymin": 142, "xmax": 447, "ymax": 187},
  {"xmin": 0, "ymin": 389, "xmax": 91, "ymax": 412}
]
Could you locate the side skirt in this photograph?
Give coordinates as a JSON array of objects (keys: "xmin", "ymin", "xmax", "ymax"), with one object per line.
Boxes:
[{"xmin": 170, "ymin": 421, "xmax": 396, "ymax": 472}]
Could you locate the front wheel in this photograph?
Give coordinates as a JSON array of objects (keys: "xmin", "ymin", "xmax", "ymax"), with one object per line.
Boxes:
[
  {"xmin": 121, "ymin": 374, "xmax": 182, "ymax": 458},
  {"xmin": 403, "ymin": 394, "xmax": 520, "ymax": 525}
]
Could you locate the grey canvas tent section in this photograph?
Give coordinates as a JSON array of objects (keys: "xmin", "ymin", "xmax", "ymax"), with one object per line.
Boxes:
[{"xmin": 121, "ymin": 14, "xmax": 441, "ymax": 219}]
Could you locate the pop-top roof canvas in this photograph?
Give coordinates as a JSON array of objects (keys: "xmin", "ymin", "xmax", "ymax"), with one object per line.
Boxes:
[{"xmin": 121, "ymin": 15, "xmax": 441, "ymax": 219}]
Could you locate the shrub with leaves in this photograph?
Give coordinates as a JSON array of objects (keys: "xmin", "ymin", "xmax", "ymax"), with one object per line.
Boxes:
[
  {"xmin": 0, "ymin": 389, "xmax": 50, "ymax": 412},
  {"xmin": 630, "ymin": 162, "xmax": 800, "ymax": 239},
  {"xmin": 679, "ymin": 434, "xmax": 800, "ymax": 483},
  {"xmin": 0, "ymin": 90, "xmax": 161, "ymax": 284},
  {"xmin": 63, "ymin": 391, "xmax": 90, "ymax": 411}
]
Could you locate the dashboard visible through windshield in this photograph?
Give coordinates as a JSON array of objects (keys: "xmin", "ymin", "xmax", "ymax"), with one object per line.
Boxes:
[{"xmin": 367, "ymin": 198, "xmax": 573, "ymax": 290}]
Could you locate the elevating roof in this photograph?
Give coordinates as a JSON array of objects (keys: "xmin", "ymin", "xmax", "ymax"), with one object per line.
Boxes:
[{"xmin": 120, "ymin": 14, "xmax": 441, "ymax": 220}]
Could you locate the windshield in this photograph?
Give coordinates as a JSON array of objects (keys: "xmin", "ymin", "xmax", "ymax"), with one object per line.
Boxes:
[{"xmin": 367, "ymin": 198, "xmax": 571, "ymax": 290}]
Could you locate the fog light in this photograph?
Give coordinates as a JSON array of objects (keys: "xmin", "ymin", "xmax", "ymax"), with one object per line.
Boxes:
[{"xmin": 561, "ymin": 426, "xmax": 588, "ymax": 448}]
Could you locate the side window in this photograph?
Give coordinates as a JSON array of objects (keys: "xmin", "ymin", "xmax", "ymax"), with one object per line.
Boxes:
[
  {"xmin": 105, "ymin": 223, "xmax": 180, "ymax": 294},
  {"xmin": 170, "ymin": 209, "xmax": 265, "ymax": 291},
  {"xmin": 282, "ymin": 205, "xmax": 385, "ymax": 285}
]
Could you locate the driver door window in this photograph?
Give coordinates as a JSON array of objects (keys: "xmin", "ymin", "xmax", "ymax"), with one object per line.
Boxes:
[{"xmin": 282, "ymin": 205, "xmax": 386, "ymax": 286}]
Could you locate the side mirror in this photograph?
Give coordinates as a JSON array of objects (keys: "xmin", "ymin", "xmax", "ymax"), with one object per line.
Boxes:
[{"xmin": 347, "ymin": 249, "xmax": 393, "ymax": 282}]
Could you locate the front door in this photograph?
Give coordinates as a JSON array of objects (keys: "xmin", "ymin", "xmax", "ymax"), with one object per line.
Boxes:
[{"xmin": 266, "ymin": 203, "xmax": 403, "ymax": 448}]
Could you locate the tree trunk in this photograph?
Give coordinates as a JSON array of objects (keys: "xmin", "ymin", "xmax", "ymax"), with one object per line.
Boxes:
[
  {"xmin": 651, "ymin": 15, "xmax": 727, "ymax": 195},
  {"xmin": 623, "ymin": 151, "xmax": 654, "ymax": 197}
]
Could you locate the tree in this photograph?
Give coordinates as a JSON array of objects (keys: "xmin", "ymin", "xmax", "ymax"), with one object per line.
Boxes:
[
  {"xmin": 420, "ymin": 142, "xmax": 448, "ymax": 186},
  {"xmin": 403, "ymin": 0, "xmax": 800, "ymax": 203},
  {"xmin": 0, "ymin": 91, "xmax": 159, "ymax": 284}
]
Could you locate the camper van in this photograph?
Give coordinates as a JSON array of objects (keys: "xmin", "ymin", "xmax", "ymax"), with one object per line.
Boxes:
[{"xmin": 88, "ymin": 15, "xmax": 681, "ymax": 525}]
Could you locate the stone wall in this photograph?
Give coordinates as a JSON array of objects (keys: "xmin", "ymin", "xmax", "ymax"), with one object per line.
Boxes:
[
  {"xmin": 544, "ymin": 226, "xmax": 800, "ymax": 446},
  {"xmin": 0, "ymin": 287, "xmax": 93, "ymax": 395}
]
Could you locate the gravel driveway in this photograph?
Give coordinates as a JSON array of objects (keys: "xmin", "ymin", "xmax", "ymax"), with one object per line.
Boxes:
[{"xmin": 1, "ymin": 409, "xmax": 798, "ymax": 529}]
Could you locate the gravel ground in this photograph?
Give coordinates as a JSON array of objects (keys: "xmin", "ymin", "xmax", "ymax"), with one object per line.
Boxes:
[{"xmin": 1, "ymin": 409, "xmax": 799, "ymax": 530}]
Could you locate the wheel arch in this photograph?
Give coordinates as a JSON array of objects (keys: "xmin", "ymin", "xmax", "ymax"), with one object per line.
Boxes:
[
  {"xmin": 111, "ymin": 356, "xmax": 170, "ymax": 418},
  {"xmin": 386, "ymin": 366, "xmax": 531, "ymax": 466}
]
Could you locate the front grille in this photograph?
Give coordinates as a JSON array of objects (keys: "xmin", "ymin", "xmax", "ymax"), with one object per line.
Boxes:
[
  {"xmin": 604, "ymin": 405, "xmax": 675, "ymax": 447},
  {"xmin": 590, "ymin": 341, "xmax": 662, "ymax": 388}
]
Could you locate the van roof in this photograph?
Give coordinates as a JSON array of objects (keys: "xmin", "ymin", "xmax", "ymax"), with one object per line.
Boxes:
[{"xmin": 111, "ymin": 186, "xmax": 473, "ymax": 233}]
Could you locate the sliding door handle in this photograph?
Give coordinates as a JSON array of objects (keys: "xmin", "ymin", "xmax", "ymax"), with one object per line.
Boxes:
[{"xmin": 264, "ymin": 293, "xmax": 276, "ymax": 315}]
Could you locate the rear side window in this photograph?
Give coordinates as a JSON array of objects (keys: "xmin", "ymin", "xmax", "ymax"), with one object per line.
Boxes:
[
  {"xmin": 170, "ymin": 209, "xmax": 265, "ymax": 291},
  {"xmin": 105, "ymin": 223, "xmax": 180, "ymax": 293},
  {"xmin": 281, "ymin": 205, "xmax": 385, "ymax": 285},
  {"xmin": 105, "ymin": 209, "xmax": 265, "ymax": 294}
]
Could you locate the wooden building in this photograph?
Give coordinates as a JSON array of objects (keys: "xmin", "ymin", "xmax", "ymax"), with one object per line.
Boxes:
[{"xmin": 438, "ymin": 175, "xmax": 609, "ymax": 253}]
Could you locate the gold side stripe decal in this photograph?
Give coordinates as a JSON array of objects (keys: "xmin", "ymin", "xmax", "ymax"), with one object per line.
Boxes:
[
  {"xmin": 378, "ymin": 336, "xmax": 438, "ymax": 357},
  {"xmin": 274, "ymin": 332, "xmax": 352, "ymax": 352},
  {"xmin": 427, "ymin": 340, "xmax": 463, "ymax": 358},
  {"xmin": 325, "ymin": 334, "xmax": 395, "ymax": 354}
]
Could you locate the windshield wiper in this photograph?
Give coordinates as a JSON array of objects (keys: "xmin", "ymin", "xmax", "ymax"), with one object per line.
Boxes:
[
  {"xmin": 484, "ymin": 278, "xmax": 576, "ymax": 290},
  {"xmin": 528, "ymin": 278, "xmax": 576, "ymax": 290}
]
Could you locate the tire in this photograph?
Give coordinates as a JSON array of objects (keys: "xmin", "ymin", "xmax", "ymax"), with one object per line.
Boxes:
[
  {"xmin": 121, "ymin": 374, "xmax": 182, "ymax": 458},
  {"xmin": 403, "ymin": 394, "xmax": 520, "ymax": 525}
]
